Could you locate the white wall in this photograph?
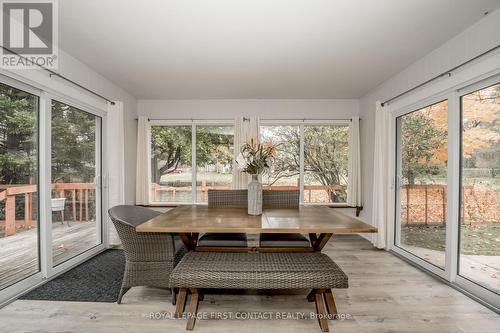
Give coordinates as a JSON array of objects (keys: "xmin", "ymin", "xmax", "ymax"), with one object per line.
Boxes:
[
  {"xmin": 0, "ymin": 49, "xmax": 138, "ymax": 204},
  {"xmin": 138, "ymin": 99, "xmax": 358, "ymax": 119},
  {"xmin": 358, "ymin": 9, "xmax": 500, "ymax": 230}
]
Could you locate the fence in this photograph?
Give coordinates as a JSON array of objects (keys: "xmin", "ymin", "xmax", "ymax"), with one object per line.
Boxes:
[
  {"xmin": 400, "ymin": 184, "xmax": 500, "ymax": 225},
  {"xmin": 151, "ymin": 182, "xmax": 345, "ymax": 203},
  {"xmin": 0, "ymin": 183, "xmax": 95, "ymax": 236}
]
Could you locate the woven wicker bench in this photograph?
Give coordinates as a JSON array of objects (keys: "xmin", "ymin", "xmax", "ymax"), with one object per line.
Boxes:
[{"xmin": 170, "ymin": 252, "xmax": 348, "ymax": 332}]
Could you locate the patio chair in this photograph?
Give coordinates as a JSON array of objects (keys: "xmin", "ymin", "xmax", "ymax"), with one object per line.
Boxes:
[
  {"xmin": 108, "ymin": 205, "xmax": 188, "ymax": 305},
  {"xmin": 260, "ymin": 190, "xmax": 311, "ymax": 248},
  {"xmin": 51, "ymin": 197, "xmax": 68, "ymax": 226},
  {"xmin": 196, "ymin": 190, "xmax": 248, "ymax": 247}
]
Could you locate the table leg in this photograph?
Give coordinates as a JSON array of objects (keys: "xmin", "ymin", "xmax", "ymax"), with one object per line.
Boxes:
[
  {"xmin": 180, "ymin": 233, "xmax": 199, "ymax": 251},
  {"xmin": 311, "ymin": 233, "xmax": 332, "ymax": 252}
]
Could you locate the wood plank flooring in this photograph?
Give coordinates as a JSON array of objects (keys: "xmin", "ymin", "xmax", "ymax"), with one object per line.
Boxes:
[
  {"xmin": 0, "ymin": 222, "xmax": 97, "ymax": 290},
  {"xmin": 0, "ymin": 235, "xmax": 498, "ymax": 333}
]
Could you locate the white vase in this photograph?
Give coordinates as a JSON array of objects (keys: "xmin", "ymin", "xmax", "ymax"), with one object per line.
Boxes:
[{"xmin": 248, "ymin": 174, "xmax": 262, "ymax": 215}]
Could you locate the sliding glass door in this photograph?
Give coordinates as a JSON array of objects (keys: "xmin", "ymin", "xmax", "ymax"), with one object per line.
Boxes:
[
  {"xmin": 0, "ymin": 81, "xmax": 39, "ymax": 290},
  {"xmin": 393, "ymin": 76, "xmax": 500, "ymax": 308},
  {"xmin": 395, "ymin": 100, "xmax": 448, "ymax": 269},
  {"xmin": 459, "ymin": 82, "xmax": 499, "ymax": 295},
  {"xmin": 0, "ymin": 73, "xmax": 107, "ymax": 303},
  {"xmin": 51, "ymin": 100, "xmax": 102, "ymax": 266}
]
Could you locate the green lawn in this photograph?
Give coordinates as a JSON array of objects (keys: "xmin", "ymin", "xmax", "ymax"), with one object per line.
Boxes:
[{"xmin": 401, "ymin": 223, "xmax": 500, "ymax": 256}]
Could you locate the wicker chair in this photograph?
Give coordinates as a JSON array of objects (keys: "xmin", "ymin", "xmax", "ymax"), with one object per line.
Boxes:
[
  {"xmin": 260, "ymin": 190, "xmax": 311, "ymax": 248},
  {"xmin": 108, "ymin": 205, "xmax": 188, "ymax": 304},
  {"xmin": 196, "ymin": 190, "xmax": 248, "ymax": 247}
]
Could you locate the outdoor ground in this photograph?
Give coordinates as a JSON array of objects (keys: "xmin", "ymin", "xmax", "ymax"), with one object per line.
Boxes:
[
  {"xmin": 401, "ymin": 224, "xmax": 500, "ymax": 293},
  {"xmin": 0, "ymin": 222, "xmax": 97, "ymax": 290}
]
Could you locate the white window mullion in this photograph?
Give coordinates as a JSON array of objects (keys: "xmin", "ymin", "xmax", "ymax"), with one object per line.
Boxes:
[
  {"xmin": 39, "ymin": 92, "xmax": 53, "ymax": 277},
  {"xmin": 445, "ymin": 92, "xmax": 460, "ymax": 282},
  {"xmin": 299, "ymin": 124, "xmax": 305, "ymax": 204},
  {"xmin": 192, "ymin": 124, "xmax": 197, "ymax": 204}
]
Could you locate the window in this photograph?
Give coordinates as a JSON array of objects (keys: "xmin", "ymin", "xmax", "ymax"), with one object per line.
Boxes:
[
  {"xmin": 304, "ymin": 125, "xmax": 349, "ymax": 203},
  {"xmin": 51, "ymin": 100, "xmax": 102, "ymax": 266},
  {"xmin": 261, "ymin": 125, "xmax": 300, "ymax": 190},
  {"xmin": 395, "ymin": 100, "xmax": 448, "ymax": 269},
  {"xmin": 459, "ymin": 82, "xmax": 499, "ymax": 294},
  {"xmin": 196, "ymin": 126, "xmax": 234, "ymax": 202},
  {"xmin": 0, "ymin": 81, "xmax": 39, "ymax": 290},
  {"xmin": 260, "ymin": 121, "xmax": 350, "ymax": 204},
  {"xmin": 150, "ymin": 122, "xmax": 234, "ymax": 203},
  {"xmin": 151, "ymin": 126, "xmax": 193, "ymax": 202}
]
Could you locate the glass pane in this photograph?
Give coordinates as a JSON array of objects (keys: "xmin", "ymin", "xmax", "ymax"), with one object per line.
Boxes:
[
  {"xmin": 51, "ymin": 101, "xmax": 101, "ymax": 266},
  {"xmin": 304, "ymin": 125, "xmax": 349, "ymax": 203},
  {"xmin": 396, "ymin": 100, "xmax": 448, "ymax": 269},
  {"xmin": 460, "ymin": 82, "xmax": 499, "ymax": 293},
  {"xmin": 151, "ymin": 126, "xmax": 192, "ymax": 202},
  {"xmin": 196, "ymin": 126, "xmax": 234, "ymax": 202},
  {"xmin": 260, "ymin": 125, "xmax": 300, "ymax": 190},
  {"xmin": 0, "ymin": 82, "xmax": 39, "ymax": 290}
]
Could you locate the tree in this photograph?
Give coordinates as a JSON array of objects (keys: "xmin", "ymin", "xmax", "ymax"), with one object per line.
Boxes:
[
  {"xmin": 304, "ymin": 126, "xmax": 349, "ymax": 202},
  {"xmin": 150, "ymin": 126, "xmax": 233, "ymax": 184},
  {"xmin": 51, "ymin": 101, "xmax": 97, "ymax": 183},
  {"xmin": 401, "ymin": 103, "xmax": 447, "ymax": 185},
  {"xmin": 461, "ymin": 85, "xmax": 500, "ymax": 160},
  {"xmin": 262, "ymin": 125, "xmax": 349, "ymax": 202},
  {"xmin": 0, "ymin": 83, "xmax": 37, "ymax": 185},
  {"xmin": 150, "ymin": 126, "xmax": 192, "ymax": 184}
]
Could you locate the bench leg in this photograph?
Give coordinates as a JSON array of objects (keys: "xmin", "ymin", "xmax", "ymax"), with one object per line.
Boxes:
[
  {"xmin": 307, "ymin": 288, "xmax": 326, "ymax": 302},
  {"xmin": 186, "ymin": 288, "xmax": 200, "ymax": 330},
  {"xmin": 314, "ymin": 293, "xmax": 329, "ymax": 332},
  {"xmin": 323, "ymin": 289, "xmax": 338, "ymax": 318},
  {"xmin": 172, "ymin": 288, "xmax": 177, "ymax": 305},
  {"xmin": 175, "ymin": 288, "xmax": 188, "ymax": 318}
]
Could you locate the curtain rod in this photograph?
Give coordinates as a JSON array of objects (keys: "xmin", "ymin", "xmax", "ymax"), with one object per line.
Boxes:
[
  {"xmin": 262, "ymin": 118, "xmax": 356, "ymax": 121},
  {"xmin": 137, "ymin": 117, "xmax": 358, "ymax": 121},
  {"xmin": 381, "ymin": 44, "xmax": 500, "ymax": 107},
  {"xmin": 0, "ymin": 45, "xmax": 115, "ymax": 105},
  {"xmin": 136, "ymin": 118, "xmax": 233, "ymax": 121}
]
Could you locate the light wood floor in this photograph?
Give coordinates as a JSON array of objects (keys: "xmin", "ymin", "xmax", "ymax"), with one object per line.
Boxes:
[{"xmin": 0, "ymin": 235, "xmax": 498, "ymax": 333}]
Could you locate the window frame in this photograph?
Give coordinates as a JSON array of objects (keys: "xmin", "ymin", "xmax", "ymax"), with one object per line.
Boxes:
[
  {"xmin": 392, "ymin": 97, "xmax": 449, "ymax": 274},
  {"xmin": 389, "ymin": 73, "xmax": 500, "ymax": 311},
  {"xmin": 0, "ymin": 73, "xmax": 109, "ymax": 307},
  {"xmin": 149, "ymin": 119, "xmax": 234, "ymax": 205}
]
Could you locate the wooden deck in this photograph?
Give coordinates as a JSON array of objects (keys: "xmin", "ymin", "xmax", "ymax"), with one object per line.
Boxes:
[{"xmin": 0, "ymin": 221, "xmax": 97, "ymax": 290}]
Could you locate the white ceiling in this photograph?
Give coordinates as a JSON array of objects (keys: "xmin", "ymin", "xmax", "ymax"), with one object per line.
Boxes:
[{"xmin": 59, "ymin": 0, "xmax": 500, "ymax": 99}]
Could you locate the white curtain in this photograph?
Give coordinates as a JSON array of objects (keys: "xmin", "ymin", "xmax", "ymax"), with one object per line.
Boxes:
[
  {"xmin": 135, "ymin": 116, "xmax": 151, "ymax": 205},
  {"xmin": 372, "ymin": 102, "xmax": 391, "ymax": 249},
  {"xmin": 347, "ymin": 116, "xmax": 361, "ymax": 207},
  {"xmin": 232, "ymin": 116, "xmax": 260, "ymax": 189},
  {"xmin": 106, "ymin": 101, "xmax": 125, "ymax": 246}
]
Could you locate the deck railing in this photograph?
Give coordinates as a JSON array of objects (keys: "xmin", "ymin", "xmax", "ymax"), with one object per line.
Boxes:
[
  {"xmin": 151, "ymin": 182, "xmax": 345, "ymax": 202},
  {"xmin": 0, "ymin": 183, "xmax": 95, "ymax": 236}
]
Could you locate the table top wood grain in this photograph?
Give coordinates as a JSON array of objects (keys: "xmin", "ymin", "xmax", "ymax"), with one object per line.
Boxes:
[{"xmin": 136, "ymin": 205, "xmax": 378, "ymax": 234}]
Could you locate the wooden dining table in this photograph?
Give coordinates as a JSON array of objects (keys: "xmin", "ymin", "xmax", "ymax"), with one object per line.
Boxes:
[{"xmin": 136, "ymin": 205, "xmax": 377, "ymax": 252}]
